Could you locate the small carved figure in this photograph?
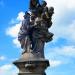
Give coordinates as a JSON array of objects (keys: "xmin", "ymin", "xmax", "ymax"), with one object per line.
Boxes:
[
  {"xmin": 41, "ymin": 1, "xmax": 49, "ymax": 19},
  {"xmin": 40, "ymin": 1, "xmax": 54, "ymax": 42}
]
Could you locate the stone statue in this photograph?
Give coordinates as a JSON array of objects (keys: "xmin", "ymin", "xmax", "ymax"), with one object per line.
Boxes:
[
  {"xmin": 14, "ymin": 1, "xmax": 54, "ymax": 75},
  {"xmin": 18, "ymin": 0, "xmax": 54, "ymax": 58}
]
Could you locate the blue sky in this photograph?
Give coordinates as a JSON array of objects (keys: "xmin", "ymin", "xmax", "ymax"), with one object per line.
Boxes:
[{"xmin": 0, "ymin": 0, "xmax": 75, "ymax": 75}]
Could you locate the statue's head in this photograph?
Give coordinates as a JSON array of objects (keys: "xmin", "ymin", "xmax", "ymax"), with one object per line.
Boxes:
[
  {"xmin": 41, "ymin": 1, "xmax": 47, "ymax": 7},
  {"xmin": 49, "ymin": 7, "xmax": 54, "ymax": 11},
  {"xmin": 48, "ymin": 7, "xmax": 54, "ymax": 14},
  {"xmin": 31, "ymin": 0, "xmax": 37, "ymax": 5},
  {"xmin": 23, "ymin": 11, "xmax": 30, "ymax": 19},
  {"xmin": 29, "ymin": 0, "xmax": 39, "ymax": 9}
]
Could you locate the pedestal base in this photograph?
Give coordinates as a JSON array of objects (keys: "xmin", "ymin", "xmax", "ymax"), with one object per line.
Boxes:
[
  {"xmin": 18, "ymin": 73, "xmax": 45, "ymax": 75},
  {"xmin": 13, "ymin": 53, "xmax": 50, "ymax": 75},
  {"xmin": 18, "ymin": 73, "xmax": 46, "ymax": 75}
]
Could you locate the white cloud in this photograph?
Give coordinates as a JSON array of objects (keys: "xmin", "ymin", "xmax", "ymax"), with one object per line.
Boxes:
[
  {"xmin": 50, "ymin": 20, "xmax": 75, "ymax": 42},
  {"xmin": 0, "ymin": 64, "xmax": 13, "ymax": 70},
  {"xmin": 13, "ymin": 38, "xmax": 20, "ymax": 47},
  {"xmin": 45, "ymin": 0, "xmax": 75, "ymax": 10},
  {"xmin": 6, "ymin": 12, "xmax": 24, "ymax": 47},
  {"xmin": 0, "ymin": 64, "xmax": 18, "ymax": 75},
  {"xmin": 0, "ymin": 56, "xmax": 6, "ymax": 61},
  {"xmin": 17, "ymin": 12, "xmax": 24, "ymax": 21},
  {"xmin": 6, "ymin": 11, "xmax": 24, "ymax": 37},
  {"xmin": 55, "ymin": 46, "xmax": 75, "ymax": 57},
  {"xmin": 45, "ymin": 45, "xmax": 75, "ymax": 69},
  {"xmin": 6, "ymin": 23, "xmax": 21, "ymax": 38},
  {"xmin": 49, "ymin": 60, "xmax": 62, "ymax": 68},
  {"xmin": 47, "ymin": 45, "xmax": 75, "ymax": 58},
  {"xmin": 66, "ymin": 0, "xmax": 75, "ymax": 9}
]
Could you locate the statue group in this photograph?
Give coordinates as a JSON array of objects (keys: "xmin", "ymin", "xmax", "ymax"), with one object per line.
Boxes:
[{"xmin": 18, "ymin": 0, "xmax": 54, "ymax": 58}]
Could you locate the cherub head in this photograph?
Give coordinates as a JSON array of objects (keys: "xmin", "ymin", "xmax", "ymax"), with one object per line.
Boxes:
[{"xmin": 29, "ymin": 0, "xmax": 39, "ymax": 9}]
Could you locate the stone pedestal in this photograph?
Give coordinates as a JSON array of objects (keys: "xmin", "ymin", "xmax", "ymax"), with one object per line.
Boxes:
[{"xmin": 13, "ymin": 53, "xmax": 50, "ymax": 75}]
